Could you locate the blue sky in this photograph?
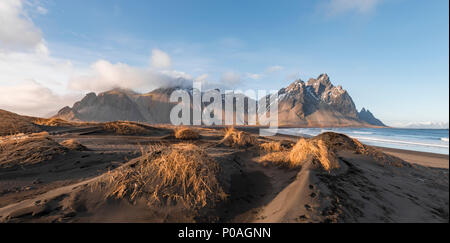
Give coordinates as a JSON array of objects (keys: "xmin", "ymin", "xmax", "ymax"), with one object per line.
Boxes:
[{"xmin": 0, "ymin": 0, "xmax": 448, "ymax": 126}]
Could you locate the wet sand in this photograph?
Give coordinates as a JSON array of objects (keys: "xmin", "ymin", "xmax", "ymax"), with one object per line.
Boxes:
[{"xmin": 377, "ymin": 147, "xmax": 448, "ymax": 169}]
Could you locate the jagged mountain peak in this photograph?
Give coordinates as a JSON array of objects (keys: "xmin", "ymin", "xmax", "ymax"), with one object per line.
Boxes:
[
  {"xmin": 285, "ymin": 79, "xmax": 306, "ymax": 93},
  {"xmin": 358, "ymin": 107, "xmax": 385, "ymax": 127},
  {"xmin": 360, "ymin": 107, "xmax": 376, "ymax": 115},
  {"xmin": 276, "ymin": 74, "xmax": 386, "ymax": 126},
  {"xmin": 317, "ymin": 73, "xmax": 330, "ymax": 81},
  {"xmin": 284, "ymin": 74, "xmax": 348, "ymax": 101},
  {"xmin": 307, "ymin": 73, "xmax": 332, "ymax": 88}
]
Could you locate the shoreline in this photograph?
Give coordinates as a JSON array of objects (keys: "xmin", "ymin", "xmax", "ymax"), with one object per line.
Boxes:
[
  {"xmin": 376, "ymin": 146, "xmax": 449, "ymax": 169},
  {"xmin": 240, "ymin": 128, "xmax": 449, "ymax": 169}
]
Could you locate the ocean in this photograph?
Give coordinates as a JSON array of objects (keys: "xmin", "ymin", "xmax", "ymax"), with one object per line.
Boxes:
[{"xmin": 266, "ymin": 128, "xmax": 449, "ymax": 155}]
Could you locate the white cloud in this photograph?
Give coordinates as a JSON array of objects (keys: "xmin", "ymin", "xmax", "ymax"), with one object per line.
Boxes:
[
  {"xmin": 36, "ymin": 6, "xmax": 48, "ymax": 15},
  {"xmin": 193, "ymin": 73, "xmax": 234, "ymax": 90},
  {"xmin": 35, "ymin": 41, "xmax": 49, "ymax": 55},
  {"xmin": 0, "ymin": 50, "xmax": 74, "ymax": 90},
  {"xmin": 220, "ymin": 72, "xmax": 242, "ymax": 86},
  {"xmin": 159, "ymin": 69, "xmax": 192, "ymax": 81},
  {"xmin": 0, "ymin": 0, "xmax": 47, "ymax": 52},
  {"xmin": 151, "ymin": 49, "xmax": 171, "ymax": 68},
  {"xmin": 0, "ymin": 80, "xmax": 81, "ymax": 117},
  {"xmin": 323, "ymin": 0, "xmax": 382, "ymax": 16},
  {"xmin": 195, "ymin": 74, "xmax": 209, "ymax": 83},
  {"xmin": 0, "ymin": 48, "xmax": 195, "ymax": 116},
  {"xmin": 0, "ymin": 1, "xmax": 77, "ymax": 117},
  {"xmin": 68, "ymin": 59, "xmax": 191, "ymax": 93},
  {"xmin": 246, "ymin": 73, "xmax": 262, "ymax": 80},
  {"xmin": 241, "ymin": 66, "xmax": 286, "ymax": 81},
  {"xmin": 0, "ymin": 49, "xmax": 82, "ymax": 117},
  {"xmin": 266, "ymin": 65, "xmax": 284, "ymax": 73}
]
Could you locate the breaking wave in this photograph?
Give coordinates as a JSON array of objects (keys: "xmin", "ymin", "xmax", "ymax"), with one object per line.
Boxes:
[
  {"xmin": 353, "ymin": 136, "xmax": 449, "ymax": 149},
  {"xmin": 351, "ymin": 131, "xmax": 374, "ymax": 135}
]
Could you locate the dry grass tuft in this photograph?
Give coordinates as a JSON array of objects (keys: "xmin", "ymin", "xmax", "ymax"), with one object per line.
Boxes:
[
  {"xmin": 60, "ymin": 139, "xmax": 88, "ymax": 151},
  {"xmin": 32, "ymin": 118, "xmax": 73, "ymax": 127},
  {"xmin": 0, "ymin": 133, "xmax": 67, "ymax": 168},
  {"xmin": 174, "ymin": 127, "xmax": 200, "ymax": 140},
  {"xmin": 289, "ymin": 138, "xmax": 340, "ymax": 170},
  {"xmin": 221, "ymin": 127, "xmax": 257, "ymax": 147},
  {"xmin": 260, "ymin": 141, "xmax": 284, "ymax": 152},
  {"xmin": 259, "ymin": 151, "xmax": 290, "ymax": 165},
  {"xmin": 102, "ymin": 121, "xmax": 155, "ymax": 135},
  {"xmin": 259, "ymin": 137, "xmax": 339, "ymax": 171},
  {"xmin": 96, "ymin": 143, "xmax": 227, "ymax": 209}
]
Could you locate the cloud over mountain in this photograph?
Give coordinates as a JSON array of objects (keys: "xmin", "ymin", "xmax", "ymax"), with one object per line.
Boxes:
[{"xmin": 68, "ymin": 58, "xmax": 193, "ymax": 93}]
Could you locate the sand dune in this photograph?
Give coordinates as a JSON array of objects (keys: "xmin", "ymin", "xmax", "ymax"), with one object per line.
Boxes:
[
  {"xmin": 0, "ymin": 110, "xmax": 42, "ymax": 136},
  {"xmin": 0, "ymin": 116, "xmax": 448, "ymax": 223}
]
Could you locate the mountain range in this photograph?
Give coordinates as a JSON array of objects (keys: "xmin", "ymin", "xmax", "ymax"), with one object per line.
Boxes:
[
  {"xmin": 393, "ymin": 121, "xmax": 449, "ymax": 129},
  {"xmin": 55, "ymin": 74, "xmax": 385, "ymax": 127}
]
